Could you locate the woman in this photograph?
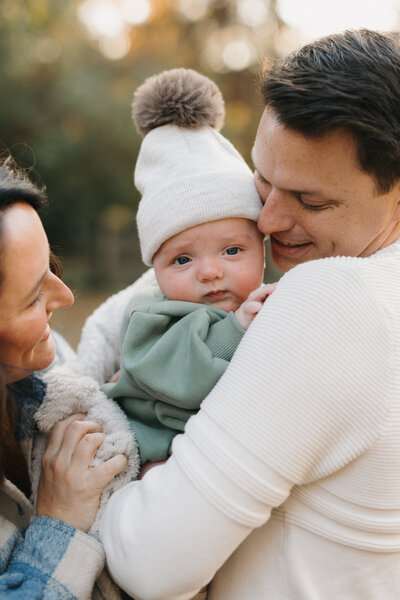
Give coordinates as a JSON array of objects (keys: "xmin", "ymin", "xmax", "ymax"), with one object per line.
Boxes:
[
  {"xmin": 0, "ymin": 158, "xmax": 127, "ymax": 598},
  {"xmin": 98, "ymin": 29, "xmax": 400, "ymax": 599}
]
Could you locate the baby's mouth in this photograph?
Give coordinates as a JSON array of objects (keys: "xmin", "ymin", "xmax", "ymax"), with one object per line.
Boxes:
[{"xmin": 205, "ymin": 290, "xmax": 227, "ymax": 300}]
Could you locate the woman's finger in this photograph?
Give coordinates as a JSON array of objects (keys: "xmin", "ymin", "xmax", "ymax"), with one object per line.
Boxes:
[
  {"xmin": 70, "ymin": 431, "xmax": 106, "ymax": 468},
  {"xmin": 53, "ymin": 419, "xmax": 103, "ymax": 466},
  {"xmin": 43, "ymin": 413, "xmax": 86, "ymax": 462},
  {"xmin": 90, "ymin": 453, "xmax": 128, "ymax": 489}
]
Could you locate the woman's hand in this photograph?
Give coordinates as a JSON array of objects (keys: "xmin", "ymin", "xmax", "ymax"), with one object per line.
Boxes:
[{"xmin": 36, "ymin": 413, "xmax": 128, "ymax": 532}]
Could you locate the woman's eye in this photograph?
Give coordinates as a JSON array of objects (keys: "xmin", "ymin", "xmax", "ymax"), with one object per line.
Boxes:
[
  {"xmin": 174, "ymin": 256, "xmax": 191, "ymax": 265},
  {"xmin": 29, "ymin": 291, "xmax": 43, "ymax": 307},
  {"xmin": 225, "ymin": 247, "xmax": 240, "ymax": 256}
]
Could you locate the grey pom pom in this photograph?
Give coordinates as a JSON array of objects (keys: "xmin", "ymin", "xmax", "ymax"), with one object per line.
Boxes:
[{"xmin": 132, "ymin": 68, "xmax": 225, "ymax": 136}]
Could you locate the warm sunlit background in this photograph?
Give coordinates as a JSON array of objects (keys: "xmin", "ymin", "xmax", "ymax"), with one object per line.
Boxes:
[{"xmin": 1, "ymin": 0, "xmax": 399, "ymax": 347}]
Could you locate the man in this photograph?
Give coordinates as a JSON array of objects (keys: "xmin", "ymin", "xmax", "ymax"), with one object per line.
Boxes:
[{"xmin": 91, "ymin": 30, "xmax": 400, "ymax": 600}]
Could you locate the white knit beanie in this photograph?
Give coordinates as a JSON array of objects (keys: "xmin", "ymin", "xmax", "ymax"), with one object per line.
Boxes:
[{"xmin": 132, "ymin": 68, "xmax": 263, "ymax": 266}]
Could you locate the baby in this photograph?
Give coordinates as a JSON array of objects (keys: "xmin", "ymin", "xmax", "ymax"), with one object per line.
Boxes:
[
  {"xmin": 34, "ymin": 69, "xmax": 272, "ymax": 599},
  {"xmin": 101, "ymin": 68, "xmax": 275, "ymax": 466}
]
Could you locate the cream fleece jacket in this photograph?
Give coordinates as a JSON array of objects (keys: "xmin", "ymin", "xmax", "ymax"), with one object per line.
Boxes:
[{"xmin": 70, "ymin": 269, "xmax": 156, "ymax": 384}]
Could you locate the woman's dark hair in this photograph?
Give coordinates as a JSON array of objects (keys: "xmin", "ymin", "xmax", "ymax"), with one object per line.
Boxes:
[
  {"xmin": 260, "ymin": 29, "xmax": 400, "ymax": 193},
  {"xmin": 0, "ymin": 157, "xmax": 61, "ymax": 488}
]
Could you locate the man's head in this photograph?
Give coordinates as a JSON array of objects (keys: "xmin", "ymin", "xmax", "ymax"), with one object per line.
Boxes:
[
  {"xmin": 253, "ymin": 29, "xmax": 400, "ymax": 272},
  {"xmin": 260, "ymin": 29, "xmax": 400, "ymax": 194}
]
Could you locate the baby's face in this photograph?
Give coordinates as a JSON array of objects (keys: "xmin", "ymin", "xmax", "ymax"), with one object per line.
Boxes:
[{"xmin": 153, "ymin": 218, "xmax": 265, "ymax": 313}]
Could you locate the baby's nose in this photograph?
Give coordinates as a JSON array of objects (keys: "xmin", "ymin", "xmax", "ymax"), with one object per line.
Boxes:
[{"xmin": 197, "ymin": 259, "xmax": 224, "ymax": 282}]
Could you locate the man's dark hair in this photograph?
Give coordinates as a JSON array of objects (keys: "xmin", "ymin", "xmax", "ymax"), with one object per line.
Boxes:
[{"xmin": 260, "ymin": 29, "xmax": 400, "ymax": 193}]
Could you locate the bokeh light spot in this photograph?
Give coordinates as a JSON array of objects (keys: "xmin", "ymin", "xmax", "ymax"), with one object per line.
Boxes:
[
  {"xmin": 278, "ymin": 0, "xmax": 400, "ymax": 39},
  {"xmin": 78, "ymin": 0, "xmax": 125, "ymax": 38},
  {"xmin": 237, "ymin": 0, "xmax": 269, "ymax": 27},
  {"xmin": 121, "ymin": 0, "xmax": 151, "ymax": 25},
  {"xmin": 178, "ymin": 0, "xmax": 209, "ymax": 21},
  {"xmin": 98, "ymin": 34, "xmax": 131, "ymax": 59},
  {"xmin": 222, "ymin": 39, "xmax": 255, "ymax": 71}
]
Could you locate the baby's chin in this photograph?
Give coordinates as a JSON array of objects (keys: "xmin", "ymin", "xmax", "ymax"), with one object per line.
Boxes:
[{"xmin": 200, "ymin": 298, "xmax": 240, "ymax": 314}]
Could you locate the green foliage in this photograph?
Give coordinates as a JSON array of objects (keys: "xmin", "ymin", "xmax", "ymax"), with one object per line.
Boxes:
[{"xmin": 0, "ymin": 0, "xmax": 283, "ymax": 289}]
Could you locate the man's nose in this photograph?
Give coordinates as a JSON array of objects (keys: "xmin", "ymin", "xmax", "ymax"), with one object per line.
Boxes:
[{"xmin": 257, "ymin": 189, "xmax": 296, "ymax": 236}]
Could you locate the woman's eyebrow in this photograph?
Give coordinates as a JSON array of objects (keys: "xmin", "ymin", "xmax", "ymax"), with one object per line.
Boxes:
[{"xmin": 23, "ymin": 270, "xmax": 47, "ymax": 303}]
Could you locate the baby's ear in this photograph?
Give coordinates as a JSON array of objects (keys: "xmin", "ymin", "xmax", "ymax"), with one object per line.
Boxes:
[{"xmin": 131, "ymin": 68, "xmax": 225, "ymax": 137}]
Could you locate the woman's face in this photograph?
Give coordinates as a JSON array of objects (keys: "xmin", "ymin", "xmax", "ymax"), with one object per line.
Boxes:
[
  {"xmin": 253, "ymin": 108, "xmax": 400, "ymax": 272},
  {"xmin": 0, "ymin": 203, "xmax": 74, "ymax": 383}
]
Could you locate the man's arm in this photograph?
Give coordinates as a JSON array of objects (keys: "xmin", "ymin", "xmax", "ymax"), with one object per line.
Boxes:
[{"xmin": 100, "ymin": 260, "xmax": 390, "ymax": 599}]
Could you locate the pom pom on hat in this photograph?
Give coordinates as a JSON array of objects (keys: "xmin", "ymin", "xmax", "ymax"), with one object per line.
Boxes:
[
  {"xmin": 132, "ymin": 68, "xmax": 225, "ymax": 136},
  {"xmin": 132, "ymin": 68, "xmax": 263, "ymax": 265}
]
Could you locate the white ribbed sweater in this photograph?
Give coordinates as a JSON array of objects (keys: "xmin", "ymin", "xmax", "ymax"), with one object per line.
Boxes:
[{"xmin": 100, "ymin": 239, "xmax": 400, "ymax": 600}]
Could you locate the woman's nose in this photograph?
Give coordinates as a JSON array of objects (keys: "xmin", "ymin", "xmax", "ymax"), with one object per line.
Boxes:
[
  {"xmin": 257, "ymin": 189, "xmax": 296, "ymax": 236},
  {"xmin": 197, "ymin": 259, "xmax": 224, "ymax": 282},
  {"xmin": 47, "ymin": 273, "xmax": 74, "ymax": 312}
]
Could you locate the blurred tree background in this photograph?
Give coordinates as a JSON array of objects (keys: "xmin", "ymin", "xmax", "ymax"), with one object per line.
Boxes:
[{"xmin": 0, "ymin": 0, "xmax": 299, "ymax": 346}]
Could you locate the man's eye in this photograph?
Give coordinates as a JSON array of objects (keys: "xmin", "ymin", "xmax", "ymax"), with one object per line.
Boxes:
[
  {"xmin": 298, "ymin": 196, "xmax": 328, "ymax": 211},
  {"xmin": 225, "ymin": 247, "xmax": 240, "ymax": 256},
  {"xmin": 174, "ymin": 256, "xmax": 191, "ymax": 265},
  {"xmin": 255, "ymin": 171, "xmax": 271, "ymax": 187}
]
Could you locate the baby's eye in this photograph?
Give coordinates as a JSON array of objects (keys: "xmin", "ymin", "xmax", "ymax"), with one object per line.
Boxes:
[
  {"xmin": 225, "ymin": 247, "xmax": 240, "ymax": 256},
  {"xmin": 174, "ymin": 256, "xmax": 191, "ymax": 265}
]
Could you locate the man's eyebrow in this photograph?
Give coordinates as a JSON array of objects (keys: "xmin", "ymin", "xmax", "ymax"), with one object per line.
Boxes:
[
  {"xmin": 251, "ymin": 150, "xmax": 270, "ymax": 184},
  {"xmin": 251, "ymin": 148, "xmax": 331, "ymax": 199},
  {"xmin": 250, "ymin": 148, "xmax": 260, "ymax": 174},
  {"xmin": 23, "ymin": 270, "xmax": 47, "ymax": 303}
]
